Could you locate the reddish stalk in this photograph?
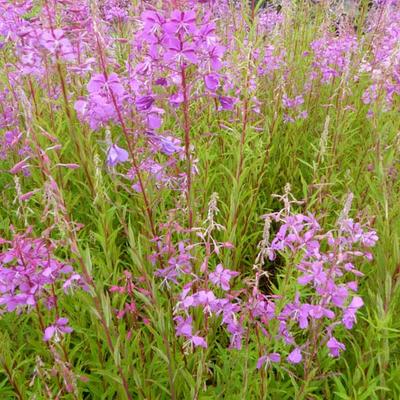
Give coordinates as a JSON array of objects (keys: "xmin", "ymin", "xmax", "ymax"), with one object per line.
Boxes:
[
  {"xmin": 180, "ymin": 65, "xmax": 194, "ymax": 229},
  {"xmin": 28, "ymin": 127, "xmax": 134, "ymax": 400},
  {"xmin": 94, "ymin": 34, "xmax": 158, "ymax": 238}
]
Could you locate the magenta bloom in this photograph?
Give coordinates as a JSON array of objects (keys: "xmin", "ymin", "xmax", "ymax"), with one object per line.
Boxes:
[
  {"xmin": 107, "ymin": 144, "xmax": 129, "ymax": 167},
  {"xmin": 158, "ymin": 135, "xmax": 182, "ymax": 156},
  {"xmin": 206, "ymin": 44, "xmax": 226, "ymax": 71},
  {"xmin": 169, "ymin": 92, "xmax": 184, "ymax": 107},
  {"xmin": 141, "ymin": 10, "xmax": 165, "ymax": 35},
  {"xmin": 164, "ymin": 10, "xmax": 197, "ymax": 35},
  {"xmin": 287, "ymin": 348, "xmax": 302, "ymax": 364},
  {"xmin": 218, "ymin": 96, "xmax": 236, "ymax": 111},
  {"xmin": 40, "ymin": 29, "xmax": 75, "ymax": 62},
  {"xmin": 204, "ymin": 73, "xmax": 220, "ymax": 91},
  {"xmin": 0, "ymin": 233, "xmax": 80, "ymax": 313},
  {"xmin": 164, "ymin": 38, "xmax": 198, "ymax": 64},
  {"xmin": 209, "ymin": 264, "xmax": 239, "ymax": 291},
  {"xmin": 257, "ymin": 353, "xmax": 281, "ymax": 369},
  {"xmin": 175, "ymin": 315, "xmax": 194, "ymax": 337},
  {"xmin": 342, "ymin": 296, "xmax": 363, "ymax": 329},
  {"xmin": 174, "ymin": 315, "xmax": 207, "ymax": 348},
  {"xmin": 191, "ymin": 335, "xmax": 207, "ymax": 348},
  {"xmin": 43, "ymin": 318, "xmax": 73, "ymax": 342},
  {"xmin": 327, "ymin": 337, "xmax": 345, "ymax": 357},
  {"xmin": 136, "ymin": 95, "xmax": 155, "ymax": 112},
  {"xmin": 87, "ymin": 73, "xmax": 125, "ymax": 97}
]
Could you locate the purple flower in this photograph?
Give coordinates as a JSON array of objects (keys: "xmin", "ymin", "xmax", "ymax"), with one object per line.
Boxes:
[
  {"xmin": 87, "ymin": 73, "xmax": 125, "ymax": 97},
  {"xmin": 282, "ymin": 94, "xmax": 304, "ymax": 109},
  {"xmin": 0, "ymin": 233, "xmax": 81, "ymax": 313},
  {"xmin": 174, "ymin": 316, "xmax": 207, "ymax": 348},
  {"xmin": 175, "ymin": 315, "xmax": 193, "ymax": 337},
  {"xmin": 147, "ymin": 112, "xmax": 163, "ymax": 130},
  {"xmin": 297, "ymin": 262, "xmax": 327, "ymax": 287},
  {"xmin": 158, "ymin": 136, "xmax": 182, "ymax": 156},
  {"xmin": 169, "ymin": 92, "xmax": 184, "ymax": 107},
  {"xmin": 164, "ymin": 10, "xmax": 197, "ymax": 35},
  {"xmin": 191, "ymin": 335, "xmax": 207, "ymax": 348},
  {"xmin": 155, "ymin": 265, "xmax": 179, "ymax": 284},
  {"xmin": 164, "ymin": 38, "xmax": 198, "ymax": 64},
  {"xmin": 141, "ymin": 10, "xmax": 165, "ymax": 35},
  {"xmin": 209, "ymin": 264, "xmax": 239, "ymax": 291},
  {"xmin": 107, "ymin": 144, "xmax": 129, "ymax": 167},
  {"xmin": 287, "ymin": 348, "xmax": 302, "ymax": 364},
  {"xmin": 136, "ymin": 95, "xmax": 155, "ymax": 112},
  {"xmin": 218, "ymin": 96, "xmax": 236, "ymax": 111},
  {"xmin": 342, "ymin": 296, "xmax": 363, "ymax": 329},
  {"xmin": 327, "ymin": 337, "xmax": 345, "ymax": 357},
  {"xmin": 257, "ymin": 352, "xmax": 281, "ymax": 369},
  {"xmin": 206, "ymin": 44, "xmax": 226, "ymax": 71},
  {"xmin": 40, "ymin": 29, "xmax": 75, "ymax": 62},
  {"xmin": 204, "ymin": 73, "xmax": 220, "ymax": 91},
  {"xmin": 43, "ymin": 318, "xmax": 73, "ymax": 342}
]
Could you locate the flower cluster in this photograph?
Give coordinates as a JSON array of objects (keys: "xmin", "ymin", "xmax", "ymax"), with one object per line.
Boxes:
[
  {"xmin": 254, "ymin": 192, "xmax": 378, "ymax": 365},
  {"xmin": 309, "ymin": 33, "xmax": 357, "ymax": 83},
  {"xmin": 0, "ymin": 228, "xmax": 85, "ymax": 346},
  {"xmin": 149, "ymin": 187, "xmax": 377, "ymax": 368},
  {"xmin": 362, "ymin": 8, "xmax": 400, "ymax": 111}
]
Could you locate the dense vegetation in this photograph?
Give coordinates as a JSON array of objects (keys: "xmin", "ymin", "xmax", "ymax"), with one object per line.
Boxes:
[{"xmin": 0, "ymin": 0, "xmax": 399, "ymax": 398}]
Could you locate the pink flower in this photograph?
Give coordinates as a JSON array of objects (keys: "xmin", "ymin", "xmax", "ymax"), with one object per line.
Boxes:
[
  {"xmin": 141, "ymin": 10, "xmax": 165, "ymax": 36},
  {"xmin": 43, "ymin": 318, "xmax": 73, "ymax": 342},
  {"xmin": 204, "ymin": 73, "xmax": 220, "ymax": 91},
  {"xmin": 342, "ymin": 296, "xmax": 363, "ymax": 329},
  {"xmin": 164, "ymin": 38, "xmax": 198, "ymax": 64},
  {"xmin": 174, "ymin": 316, "xmax": 207, "ymax": 348},
  {"xmin": 218, "ymin": 96, "xmax": 236, "ymax": 111},
  {"xmin": 0, "ymin": 233, "xmax": 82, "ymax": 313},
  {"xmin": 191, "ymin": 335, "xmax": 207, "ymax": 348},
  {"xmin": 327, "ymin": 337, "xmax": 345, "ymax": 357},
  {"xmin": 41, "ymin": 29, "xmax": 75, "ymax": 62},
  {"xmin": 136, "ymin": 95, "xmax": 155, "ymax": 112},
  {"xmin": 164, "ymin": 10, "xmax": 197, "ymax": 35},
  {"xmin": 107, "ymin": 144, "xmax": 129, "ymax": 167},
  {"xmin": 87, "ymin": 73, "xmax": 125, "ymax": 97},
  {"xmin": 175, "ymin": 315, "xmax": 193, "ymax": 337},
  {"xmin": 257, "ymin": 353, "xmax": 281, "ymax": 369},
  {"xmin": 287, "ymin": 348, "xmax": 302, "ymax": 364},
  {"xmin": 209, "ymin": 264, "xmax": 239, "ymax": 291}
]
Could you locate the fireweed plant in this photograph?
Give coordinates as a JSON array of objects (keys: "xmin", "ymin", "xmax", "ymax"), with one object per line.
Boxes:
[{"xmin": 0, "ymin": 0, "xmax": 399, "ymax": 398}]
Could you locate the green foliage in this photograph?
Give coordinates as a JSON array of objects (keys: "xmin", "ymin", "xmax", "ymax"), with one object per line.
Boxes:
[{"xmin": 1, "ymin": 1, "xmax": 400, "ymax": 399}]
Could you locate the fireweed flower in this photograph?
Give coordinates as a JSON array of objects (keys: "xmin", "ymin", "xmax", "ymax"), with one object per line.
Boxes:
[
  {"xmin": 87, "ymin": 73, "xmax": 125, "ymax": 97},
  {"xmin": 362, "ymin": 9, "xmax": 400, "ymax": 110},
  {"xmin": 256, "ymin": 353, "xmax": 281, "ymax": 369},
  {"xmin": 107, "ymin": 144, "xmax": 129, "ymax": 167},
  {"xmin": 164, "ymin": 10, "xmax": 197, "ymax": 35},
  {"xmin": 204, "ymin": 73, "xmax": 220, "ymax": 91},
  {"xmin": 218, "ymin": 96, "xmax": 237, "ymax": 110},
  {"xmin": 163, "ymin": 38, "xmax": 198, "ymax": 64},
  {"xmin": 43, "ymin": 318, "xmax": 73, "ymax": 342},
  {"xmin": 0, "ymin": 1, "xmax": 386, "ymax": 386},
  {"xmin": 327, "ymin": 337, "xmax": 346, "ymax": 358},
  {"xmin": 135, "ymin": 95, "xmax": 155, "ymax": 111},
  {"xmin": 342, "ymin": 296, "xmax": 364, "ymax": 329},
  {"xmin": 209, "ymin": 264, "xmax": 239, "ymax": 291},
  {"xmin": 174, "ymin": 315, "xmax": 207, "ymax": 349},
  {"xmin": 287, "ymin": 348, "xmax": 302, "ymax": 364},
  {"xmin": 40, "ymin": 29, "xmax": 75, "ymax": 62},
  {"xmin": 0, "ymin": 231, "xmax": 82, "ymax": 313},
  {"xmin": 75, "ymin": 73, "xmax": 126, "ymax": 130},
  {"xmin": 309, "ymin": 33, "xmax": 357, "ymax": 83}
]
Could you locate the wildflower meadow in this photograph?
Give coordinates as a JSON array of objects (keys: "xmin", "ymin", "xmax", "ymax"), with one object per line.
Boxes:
[{"xmin": 0, "ymin": 0, "xmax": 399, "ymax": 398}]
